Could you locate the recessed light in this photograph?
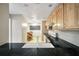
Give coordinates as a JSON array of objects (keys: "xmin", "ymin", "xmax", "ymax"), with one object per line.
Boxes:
[
  {"xmin": 22, "ymin": 23, "xmax": 27, "ymax": 27},
  {"xmin": 31, "ymin": 23, "xmax": 39, "ymax": 26},
  {"xmin": 49, "ymin": 4, "xmax": 52, "ymax": 7}
]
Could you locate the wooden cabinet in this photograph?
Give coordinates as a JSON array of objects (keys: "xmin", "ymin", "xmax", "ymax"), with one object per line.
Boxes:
[
  {"xmin": 47, "ymin": 4, "xmax": 64, "ymax": 30},
  {"xmin": 46, "ymin": 3, "xmax": 79, "ymax": 30},
  {"xmin": 76, "ymin": 4, "xmax": 79, "ymax": 27},
  {"xmin": 63, "ymin": 4, "xmax": 79, "ymax": 29},
  {"xmin": 52, "ymin": 12, "xmax": 57, "ymax": 30},
  {"xmin": 56, "ymin": 4, "xmax": 63, "ymax": 30}
]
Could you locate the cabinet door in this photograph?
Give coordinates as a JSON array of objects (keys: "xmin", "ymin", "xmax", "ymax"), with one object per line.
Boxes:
[
  {"xmin": 64, "ymin": 4, "xmax": 78, "ymax": 28},
  {"xmin": 52, "ymin": 12, "xmax": 57, "ymax": 30},
  {"xmin": 56, "ymin": 4, "xmax": 64, "ymax": 29},
  {"xmin": 76, "ymin": 4, "xmax": 79, "ymax": 27}
]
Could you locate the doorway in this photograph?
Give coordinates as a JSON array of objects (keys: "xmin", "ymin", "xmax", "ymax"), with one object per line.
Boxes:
[{"xmin": 22, "ymin": 23, "xmax": 43, "ymax": 44}]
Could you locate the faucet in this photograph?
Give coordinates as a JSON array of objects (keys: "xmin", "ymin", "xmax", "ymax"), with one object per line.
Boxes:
[{"xmin": 55, "ymin": 33, "xmax": 59, "ymax": 41}]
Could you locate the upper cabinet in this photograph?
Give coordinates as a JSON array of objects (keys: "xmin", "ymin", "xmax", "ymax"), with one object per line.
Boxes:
[
  {"xmin": 63, "ymin": 4, "xmax": 79, "ymax": 29},
  {"xmin": 76, "ymin": 4, "xmax": 79, "ymax": 27},
  {"xmin": 52, "ymin": 12, "xmax": 57, "ymax": 30},
  {"xmin": 56, "ymin": 4, "xmax": 63, "ymax": 30},
  {"xmin": 46, "ymin": 3, "xmax": 79, "ymax": 30}
]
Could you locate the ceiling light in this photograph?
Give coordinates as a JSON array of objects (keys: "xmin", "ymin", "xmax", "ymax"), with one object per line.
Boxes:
[
  {"xmin": 31, "ymin": 23, "xmax": 39, "ymax": 26},
  {"xmin": 22, "ymin": 23, "xmax": 27, "ymax": 27},
  {"xmin": 49, "ymin": 4, "xmax": 52, "ymax": 7}
]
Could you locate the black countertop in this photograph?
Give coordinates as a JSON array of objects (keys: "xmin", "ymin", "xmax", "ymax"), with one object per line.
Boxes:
[{"xmin": 44, "ymin": 33, "xmax": 79, "ymax": 49}]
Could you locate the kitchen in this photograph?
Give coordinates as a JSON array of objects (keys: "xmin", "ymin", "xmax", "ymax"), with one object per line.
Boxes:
[
  {"xmin": 0, "ymin": 3, "xmax": 79, "ymax": 55},
  {"xmin": 9, "ymin": 3, "xmax": 79, "ymax": 50}
]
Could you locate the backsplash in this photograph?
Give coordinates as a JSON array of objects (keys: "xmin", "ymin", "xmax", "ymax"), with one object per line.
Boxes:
[{"xmin": 58, "ymin": 30, "xmax": 79, "ymax": 46}]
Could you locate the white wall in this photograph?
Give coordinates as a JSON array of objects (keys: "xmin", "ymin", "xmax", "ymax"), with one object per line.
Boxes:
[
  {"xmin": 0, "ymin": 4, "xmax": 9, "ymax": 46},
  {"xmin": 58, "ymin": 30, "xmax": 79, "ymax": 46},
  {"xmin": 22, "ymin": 23, "xmax": 29, "ymax": 43},
  {"xmin": 11, "ymin": 15, "xmax": 24, "ymax": 43}
]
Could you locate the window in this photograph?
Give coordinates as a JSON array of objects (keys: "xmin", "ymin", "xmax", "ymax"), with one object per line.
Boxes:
[{"xmin": 30, "ymin": 26, "xmax": 40, "ymax": 30}]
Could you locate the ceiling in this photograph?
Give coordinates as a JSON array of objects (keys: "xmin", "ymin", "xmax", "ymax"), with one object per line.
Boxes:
[{"xmin": 9, "ymin": 3, "xmax": 58, "ymax": 23}]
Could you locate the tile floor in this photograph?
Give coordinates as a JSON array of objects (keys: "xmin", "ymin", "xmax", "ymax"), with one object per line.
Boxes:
[{"xmin": 0, "ymin": 43, "xmax": 79, "ymax": 56}]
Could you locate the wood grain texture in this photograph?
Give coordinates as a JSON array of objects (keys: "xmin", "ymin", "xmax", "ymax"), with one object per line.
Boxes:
[{"xmin": 46, "ymin": 3, "xmax": 79, "ymax": 30}]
